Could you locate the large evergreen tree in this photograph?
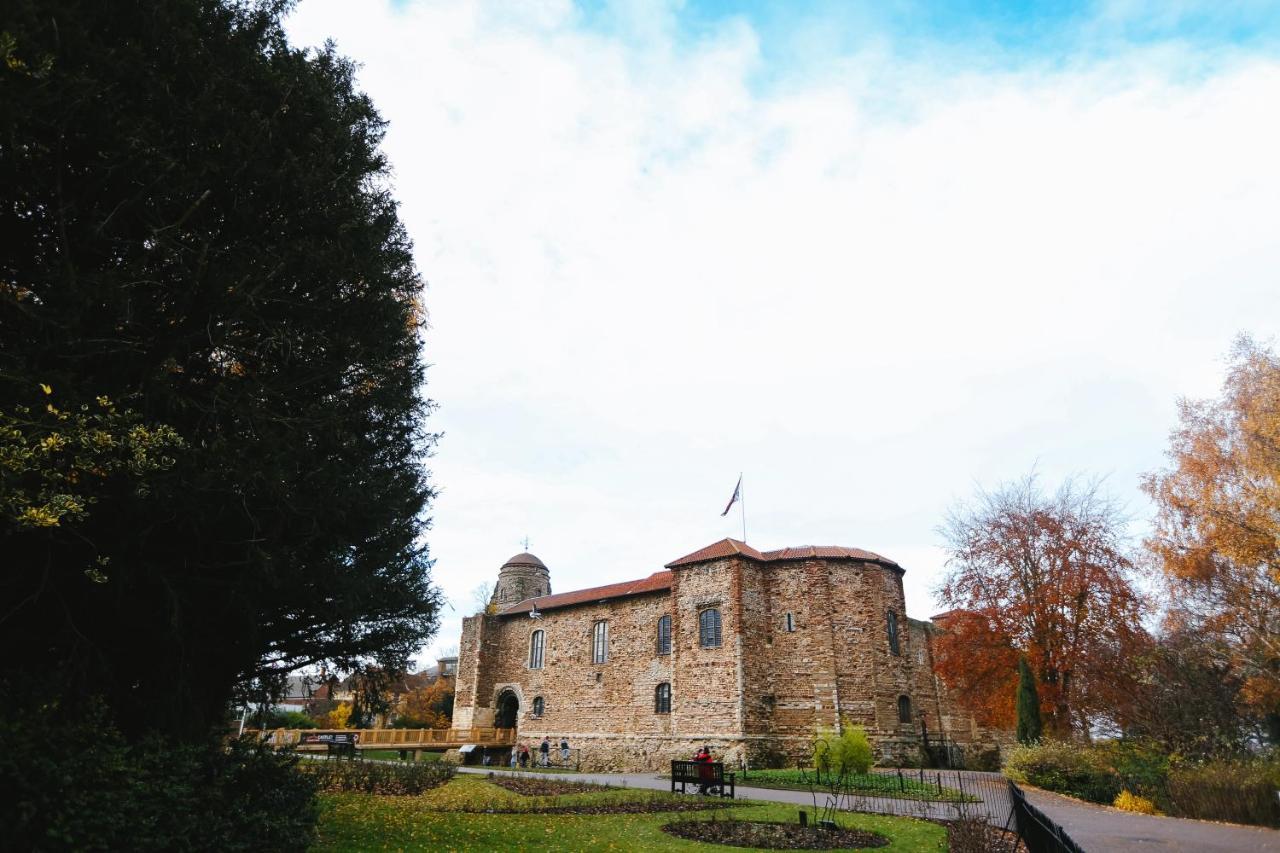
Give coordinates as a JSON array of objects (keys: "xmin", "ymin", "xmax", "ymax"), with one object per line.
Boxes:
[{"xmin": 0, "ymin": 0, "xmax": 440, "ymax": 739}]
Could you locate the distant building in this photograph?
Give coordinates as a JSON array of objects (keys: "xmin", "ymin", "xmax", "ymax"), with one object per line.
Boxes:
[{"xmin": 452, "ymin": 540, "xmax": 1009, "ymax": 771}]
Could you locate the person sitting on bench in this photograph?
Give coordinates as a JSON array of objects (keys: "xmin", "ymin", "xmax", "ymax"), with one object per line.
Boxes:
[{"xmin": 693, "ymin": 745, "xmax": 715, "ymax": 794}]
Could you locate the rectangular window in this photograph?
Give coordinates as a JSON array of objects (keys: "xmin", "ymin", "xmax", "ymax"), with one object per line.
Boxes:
[
  {"xmin": 529, "ymin": 630, "xmax": 544, "ymax": 669},
  {"xmin": 699, "ymin": 608, "xmax": 722, "ymax": 648},
  {"xmin": 656, "ymin": 615, "xmax": 671, "ymax": 656},
  {"xmin": 592, "ymin": 620, "xmax": 609, "ymax": 664},
  {"xmin": 887, "ymin": 610, "xmax": 900, "ymax": 656}
]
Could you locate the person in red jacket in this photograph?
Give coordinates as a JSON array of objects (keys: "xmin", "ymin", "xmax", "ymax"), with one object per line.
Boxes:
[{"xmin": 693, "ymin": 746, "xmax": 714, "ymax": 794}]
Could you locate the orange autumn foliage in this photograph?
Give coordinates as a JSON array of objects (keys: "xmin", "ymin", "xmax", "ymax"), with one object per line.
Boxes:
[
  {"xmin": 934, "ymin": 474, "xmax": 1145, "ymax": 735},
  {"xmin": 1144, "ymin": 336, "xmax": 1280, "ymax": 716},
  {"xmin": 396, "ymin": 677, "xmax": 454, "ymax": 729}
]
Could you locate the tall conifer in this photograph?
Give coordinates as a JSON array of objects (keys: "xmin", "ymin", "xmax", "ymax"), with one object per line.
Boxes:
[{"xmin": 1016, "ymin": 657, "xmax": 1044, "ymax": 744}]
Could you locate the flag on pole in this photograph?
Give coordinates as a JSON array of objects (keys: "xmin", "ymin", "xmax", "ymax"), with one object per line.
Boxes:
[{"xmin": 721, "ymin": 475, "xmax": 742, "ymax": 516}]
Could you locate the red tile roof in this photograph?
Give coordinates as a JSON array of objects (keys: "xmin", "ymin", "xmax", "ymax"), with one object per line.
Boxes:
[
  {"xmin": 666, "ymin": 538, "xmax": 900, "ymax": 569},
  {"xmin": 497, "ymin": 539, "xmax": 900, "ymax": 618},
  {"xmin": 499, "ymin": 571, "xmax": 673, "ymax": 616}
]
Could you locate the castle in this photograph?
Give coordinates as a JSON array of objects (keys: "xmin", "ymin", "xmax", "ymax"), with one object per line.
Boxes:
[{"xmin": 451, "ymin": 538, "xmax": 1006, "ymax": 771}]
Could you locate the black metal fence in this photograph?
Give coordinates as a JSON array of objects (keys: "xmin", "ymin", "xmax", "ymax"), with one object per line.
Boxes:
[{"xmin": 1009, "ymin": 781, "xmax": 1087, "ymax": 853}]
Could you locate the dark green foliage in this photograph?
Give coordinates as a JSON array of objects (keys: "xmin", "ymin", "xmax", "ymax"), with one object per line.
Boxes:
[
  {"xmin": 0, "ymin": 0, "xmax": 439, "ymax": 740},
  {"xmin": 1015, "ymin": 657, "xmax": 1043, "ymax": 745},
  {"xmin": 0, "ymin": 696, "xmax": 317, "ymax": 851},
  {"xmin": 1004, "ymin": 741, "xmax": 1122, "ymax": 804},
  {"xmin": 256, "ymin": 709, "xmax": 319, "ymax": 729},
  {"xmin": 301, "ymin": 757, "xmax": 454, "ymax": 795},
  {"xmin": 1165, "ymin": 760, "xmax": 1280, "ymax": 827}
]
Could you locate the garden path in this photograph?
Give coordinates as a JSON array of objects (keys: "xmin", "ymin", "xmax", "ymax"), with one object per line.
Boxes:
[
  {"xmin": 460, "ymin": 766, "xmax": 1280, "ymax": 851},
  {"xmin": 1023, "ymin": 785, "xmax": 1280, "ymax": 853}
]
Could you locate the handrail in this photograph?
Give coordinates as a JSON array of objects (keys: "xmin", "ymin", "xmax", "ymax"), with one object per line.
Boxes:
[{"xmin": 249, "ymin": 726, "xmax": 518, "ymax": 748}]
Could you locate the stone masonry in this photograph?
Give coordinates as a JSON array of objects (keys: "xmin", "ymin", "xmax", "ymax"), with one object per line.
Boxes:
[{"xmin": 452, "ymin": 539, "xmax": 1007, "ymax": 771}]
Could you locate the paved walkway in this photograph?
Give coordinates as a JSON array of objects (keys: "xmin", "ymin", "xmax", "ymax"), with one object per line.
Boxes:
[
  {"xmin": 459, "ymin": 766, "xmax": 1008, "ymax": 824},
  {"xmin": 461, "ymin": 766, "xmax": 1280, "ymax": 852},
  {"xmin": 1023, "ymin": 786, "xmax": 1280, "ymax": 853}
]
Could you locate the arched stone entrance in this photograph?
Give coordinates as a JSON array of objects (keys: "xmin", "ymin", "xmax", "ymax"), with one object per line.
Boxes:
[{"xmin": 495, "ymin": 689, "xmax": 519, "ymax": 730}]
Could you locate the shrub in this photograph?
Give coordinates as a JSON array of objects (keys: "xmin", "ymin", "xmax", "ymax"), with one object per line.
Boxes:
[
  {"xmin": 813, "ymin": 724, "xmax": 874, "ymax": 780},
  {"xmin": 259, "ymin": 710, "xmax": 318, "ymax": 729},
  {"xmin": 1098, "ymin": 739, "xmax": 1169, "ymax": 801},
  {"xmin": 301, "ymin": 758, "xmax": 455, "ymax": 795},
  {"xmin": 1, "ymin": 698, "xmax": 317, "ymax": 851},
  {"xmin": 1114, "ymin": 790, "xmax": 1160, "ymax": 815},
  {"xmin": 1165, "ymin": 760, "xmax": 1280, "ymax": 827},
  {"xmin": 1004, "ymin": 740, "xmax": 1121, "ymax": 804}
]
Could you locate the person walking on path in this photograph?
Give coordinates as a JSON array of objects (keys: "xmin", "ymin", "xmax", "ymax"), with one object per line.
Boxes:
[
  {"xmin": 518, "ymin": 743, "xmax": 529, "ymax": 767},
  {"xmin": 539, "ymin": 737, "xmax": 550, "ymax": 767},
  {"xmin": 560, "ymin": 737, "xmax": 570, "ymax": 765},
  {"xmin": 509, "ymin": 747, "xmax": 518, "ymax": 768}
]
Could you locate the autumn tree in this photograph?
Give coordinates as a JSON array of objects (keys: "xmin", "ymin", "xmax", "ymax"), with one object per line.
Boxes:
[
  {"xmin": 0, "ymin": 0, "xmax": 440, "ymax": 742},
  {"xmin": 396, "ymin": 678, "xmax": 455, "ymax": 729},
  {"xmin": 934, "ymin": 474, "xmax": 1145, "ymax": 735},
  {"xmin": 1144, "ymin": 336, "xmax": 1280, "ymax": 723},
  {"xmin": 1112, "ymin": 621, "xmax": 1252, "ymax": 757}
]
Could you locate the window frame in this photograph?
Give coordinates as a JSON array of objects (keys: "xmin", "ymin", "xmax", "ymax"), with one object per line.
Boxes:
[
  {"xmin": 533, "ymin": 695, "xmax": 545, "ymax": 717},
  {"xmin": 529, "ymin": 629, "xmax": 545, "ymax": 669},
  {"xmin": 784, "ymin": 612, "xmax": 795, "ymax": 633},
  {"xmin": 656, "ymin": 614, "xmax": 672, "ymax": 656},
  {"xmin": 592, "ymin": 620, "xmax": 609, "ymax": 664},
  {"xmin": 897, "ymin": 695, "xmax": 912, "ymax": 724},
  {"xmin": 887, "ymin": 609, "xmax": 901, "ymax": 656},
  {"xmin": 655, "ymin": 682, "xmax": 671, "ymax": 714},
  {"xmin": 698, "ymin": 608, "xmax": 722, "ymax": 649}
]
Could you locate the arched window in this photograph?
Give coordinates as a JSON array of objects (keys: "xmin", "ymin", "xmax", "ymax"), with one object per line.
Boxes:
[
  {"xmin": 655, "ymin": 682, "xmax": 671, "ymax": 714},
  {"xmin": 533, "ymin": 696, "xmax": 545, "ymax": 717},
  {"xmin": 898, "ymin": 695, "xmax": 912, "ymax": 724},
  {"xmin": 784, "ymin": 612, "xmax": 795, "ymax": 633},
  {"xmin": 529, "ymin": 630, "xmax": 545, "ymax": 669},
  {"xmin": 592, "ymin": 620, "xmax": 609, "ymax": 664},
  {"xmin": 656, "ymin": 615, "xmax": 672, "ymax": 655},
  {"xmin": 699, "ymin": 608, "xmax": 722, "ymax": 648},
  {"xmin": 887, "ymin": 609, "xmax": 900, "ymax": 656}
]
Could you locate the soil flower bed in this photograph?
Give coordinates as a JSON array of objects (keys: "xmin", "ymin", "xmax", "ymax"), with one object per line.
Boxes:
[
  {"xmin": 664, "ymin": 819, "xmax": 890, "ymax": 849},
  {"xmin": 488, "ymin": 776, "xmax": 619, "ymax": 796}
]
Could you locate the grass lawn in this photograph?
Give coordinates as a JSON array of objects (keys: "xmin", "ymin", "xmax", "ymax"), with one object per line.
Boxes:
[
  {"xmin": 314, "ymin": 774, "xmax": 947, "ymax": 851},
  {"xmin": 732, "ymin": 769, "xmax": 976, "ymax": 802}
]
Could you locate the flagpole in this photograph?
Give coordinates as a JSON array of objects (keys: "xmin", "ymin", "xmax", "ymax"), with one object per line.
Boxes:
[{"xmin": 739, "ymin": 472, "xmax": 746, "ymax": 543}]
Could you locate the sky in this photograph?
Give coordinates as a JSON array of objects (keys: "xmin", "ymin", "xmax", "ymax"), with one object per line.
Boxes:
[{"xmin": 283, "ymin": 1, "xmax": 1280, "ymax": 669}]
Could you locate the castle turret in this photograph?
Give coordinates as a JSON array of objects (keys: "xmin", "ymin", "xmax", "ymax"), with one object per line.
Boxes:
[{"xmin": 491, "ymin": 552, "xmax": 551, "ymax": 608}]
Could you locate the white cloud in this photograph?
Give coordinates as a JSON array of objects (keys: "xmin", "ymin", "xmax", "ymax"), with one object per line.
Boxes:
[{"xmin": 285, "ymin": 0, "xmax": 1280, "ymax": 666}]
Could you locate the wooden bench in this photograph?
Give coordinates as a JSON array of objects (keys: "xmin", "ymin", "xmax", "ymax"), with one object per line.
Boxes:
[{"xmin": 671, "ymin": 760, "xmax": 735, "ymax": 799}]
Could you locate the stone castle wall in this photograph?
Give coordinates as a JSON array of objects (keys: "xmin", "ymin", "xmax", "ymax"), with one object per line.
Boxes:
[{"xmin": 452, "ymin": 549, "xmax": 1007, "ymax": 771}]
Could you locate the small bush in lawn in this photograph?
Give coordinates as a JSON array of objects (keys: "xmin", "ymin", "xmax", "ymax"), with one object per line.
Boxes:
[
  {"xmin": 1113, "ymin": 790, "xmax": 1160, "ymax": 815},
  {"xmin": 1004, "ymin": 740, "xmax": 1121, "ymax": 804},
  {"xmin": 302, "ymin": 758, "xmax": 455, "ymax": 795},
  {"xmin": 812, "ymin": 723, "xmax": 874, "ymax": 780}
]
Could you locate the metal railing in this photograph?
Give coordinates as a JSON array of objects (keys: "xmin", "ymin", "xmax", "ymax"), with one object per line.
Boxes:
[
  {"xmin": 1009, "ymin": 781, "xmax": 1086, "ymax": 853},
  {"xmin": 254, "ymin": 727, "xmax": 517, "ymax": 748}
]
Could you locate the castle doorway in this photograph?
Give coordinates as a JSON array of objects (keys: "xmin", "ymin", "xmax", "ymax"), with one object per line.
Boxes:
[{"xmin": 495, "ymin": 690, "xmax": 519, "ymax": 730}]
